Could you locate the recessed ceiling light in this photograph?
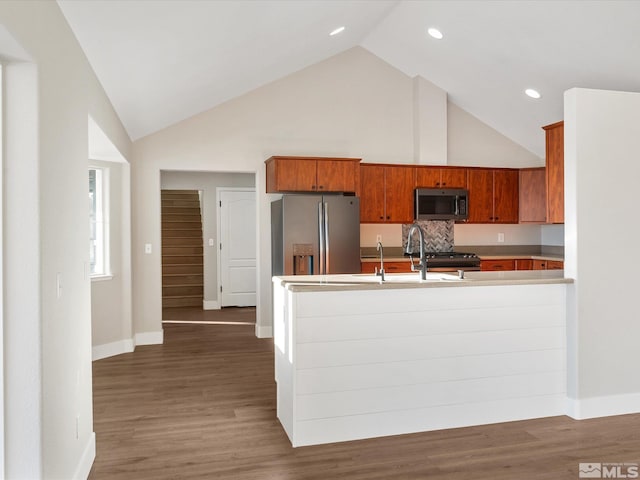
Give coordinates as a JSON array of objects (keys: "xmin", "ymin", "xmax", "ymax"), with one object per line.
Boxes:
[
  {"xmin": 525, "ymin": 88, "xmax": 541, "ymax": 99},
  {"xmin": 427, "ymin": 27, "xmax": 443, "ymax": 40},
  {"xmin": 330, "ymin": 26, "xmax": 345, "ymax": 36}
]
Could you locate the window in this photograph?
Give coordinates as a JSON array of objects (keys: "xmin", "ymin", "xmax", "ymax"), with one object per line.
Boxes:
[{"xmin": 89, "ymin": 166, "xmax": 109, "ymax": 276}]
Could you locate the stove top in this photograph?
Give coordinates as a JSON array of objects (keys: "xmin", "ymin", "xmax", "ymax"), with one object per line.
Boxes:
[{"xmin": 407, "ymin": 251, "xmax": 479, "ymax": 259}]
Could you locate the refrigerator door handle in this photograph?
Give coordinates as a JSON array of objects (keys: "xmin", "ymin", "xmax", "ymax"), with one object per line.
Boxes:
[
  {"xmin": 318, "ymin": 202, "xmax": 325, "ymax": 274},
  {"xmin": 324, "ymin": 201, "xmax": 330, "ymax": 273}
]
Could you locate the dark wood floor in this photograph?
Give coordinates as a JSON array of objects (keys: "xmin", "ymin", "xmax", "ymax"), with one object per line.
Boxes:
[{"xmin": 90, "ymin": 311, "xmax": 640, "ymax": 479}]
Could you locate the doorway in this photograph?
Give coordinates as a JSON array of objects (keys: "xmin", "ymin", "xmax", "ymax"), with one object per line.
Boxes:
[{"xmin": 160, "ymin": 171, "xmax": 256, "ymax": 321}]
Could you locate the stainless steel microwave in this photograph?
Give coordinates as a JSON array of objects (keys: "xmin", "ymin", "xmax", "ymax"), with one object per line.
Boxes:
[{"xmin": 414, "ymin": 188, "xmax": 469, "ymax": 221}]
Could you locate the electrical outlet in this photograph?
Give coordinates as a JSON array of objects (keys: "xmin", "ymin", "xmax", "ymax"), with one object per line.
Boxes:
[
  {"xmin": 376, "ymin": 234, "xmax": 382, "ymax": 244},
  {"xmin": 145, "ymin": 243, "xmax": 152, "ymax": 254},
  {"xmin": 498, "ymin": 233, "xmax": 505, "ymax": 243},
  {"xmin": 208, "ymin": 238, "xmax": 214, "ymax": 247}
]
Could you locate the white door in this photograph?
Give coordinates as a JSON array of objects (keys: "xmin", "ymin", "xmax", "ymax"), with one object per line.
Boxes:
[{"xmin": 219, "ymin": 189, "xmax": 256, "ymax": 307}]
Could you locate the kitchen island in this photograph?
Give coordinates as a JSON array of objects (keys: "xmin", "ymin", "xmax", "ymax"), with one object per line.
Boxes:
[{"xmin": 273, "ymin": 271, "xmax": 572, "ymax": 447}]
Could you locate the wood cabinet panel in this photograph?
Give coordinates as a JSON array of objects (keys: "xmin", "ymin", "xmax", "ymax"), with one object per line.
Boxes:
[
  {"xmin": 493, "ymin": 170, "xmax": 519, "ymax": 223},
  {"xmin": 360, "ymin": 164, "xmax": 414, "ymax": 223},
  {"xmin": 515, "ymin": 259, "xmax": 534, "ymax": 270},
  {"xmin": 415, "ymin": 167, "xmax": 467, "ymax": 188},
  {"xmin": 361, "ymin": 261, "xmax": 412, "ymax": 274},
  {"xmin": 385, "ymin": 166, "xmax": 415, "ymax": 223},
  {"xmin": 468, "ymin": 168, "xmax": 519, "ymax": 223},
  {"xmin": 519, "ymin": 168, "xmax": 547, "ymax": 223},
  {"xmin": 467, "ymin": 169, "xmax": 494, "ymax": 223},
  {"xmin": 316, "ymin": 159, "xmax": 359, "ymax": 192},
  {"xmin": 532, "ymin": 260, "xmax": 547, "ymax": 270},
  {"xmin": 481, "ymin": 259, "xmax": 515, "ymax": 271},
  {"xmin": 359, "ymin": 165, "xmax": 386, "ymax": 222},
  {"xmin": 265, "ymin": 156, "xmax": 360, "ymax": 193},
  {"xmin": 546, "ymin": 260, "xmax": 564, "ymax": 270},
  {"xmin": 544, "ymin": 121, "xmax": 564, "ymax": 224}
]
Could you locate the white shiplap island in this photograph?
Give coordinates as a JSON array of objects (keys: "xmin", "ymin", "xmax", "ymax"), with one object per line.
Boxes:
[{"xmin": 273, "ymin": 271, "xmax": 572, "ymax": 447}]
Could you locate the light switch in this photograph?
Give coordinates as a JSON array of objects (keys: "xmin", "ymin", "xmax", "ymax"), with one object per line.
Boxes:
[
  {"xmin": 208, "ymin": 238, "xmax": 214, "ymax": 247},
  {"xmin": 498, "ymin": 233, "xmax": 505, "ymax": 243},
  {"xmin": 145, "ymin": 243, "xmax": 152, "ymax": 254}
]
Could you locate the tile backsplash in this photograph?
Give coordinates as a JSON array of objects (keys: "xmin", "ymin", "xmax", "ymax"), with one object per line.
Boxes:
[{"xmin": 402, "ymin": 220, "xmax": 454, "ymax": 252}]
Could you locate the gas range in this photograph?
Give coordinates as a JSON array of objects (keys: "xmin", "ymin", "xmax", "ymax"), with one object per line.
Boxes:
[{"xmin": 407, "ymin": 251, "xmax": 481, "ymax": 271}]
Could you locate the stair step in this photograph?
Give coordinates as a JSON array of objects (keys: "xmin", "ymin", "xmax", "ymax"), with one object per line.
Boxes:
[
  {"xmin": 162, "ymin": 246, "xmax": 203, "ymax": 255},
  {"xmin": 162, "ymin": 229, "xmax": 203, "ymax": 238},
  {"xmin": 162, "ymin": 255, "xmax": 203, "ymax": 265},
  {"xmin": 162, "ymin": 296, "xmax": 203, "ymax": 308},
  {"xmin": 162, "ymin": 221, "xmax": 202, "ymax": 230},
  {"xmin": 162, "ymin": 265, "xmax": 203, "ymax": 275},
  {"xmin": 161, "ymin": 189, "xmax": 199, "ymax": 194},
  {"xmin": 163, "ymin": 285, "xmax": 204, "ymax": 296},
  {"xmin": 162, "ymin": 274, "xmax": 204, "ymax": 285},
  {"xmin": 162, "ymin": 212, "xmax": 202, "ymax": 223},
  {"xmin": 162, "ymin": 200, "xmax": 201, "ymax": 207},
  {"xmin": 162, "ymin": 237, "xmax": 203, "ymax": 247},
  {"xmin": 161, "ymin": 208, "xmax": 201, "ymax": 216}
]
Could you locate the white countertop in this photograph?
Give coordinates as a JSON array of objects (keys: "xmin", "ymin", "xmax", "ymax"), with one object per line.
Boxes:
[{"xmin": 275, "ymin": 269, "xmax": 572, "ymax": 292}]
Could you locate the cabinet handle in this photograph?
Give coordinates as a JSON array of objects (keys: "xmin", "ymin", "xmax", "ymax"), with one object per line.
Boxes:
[
  {"xmin": 436, "ymin": 182, "xmax": 440, "ymax": 186},
  {"xmin": 379, "ymin": 216, "xmax": 384, "ymax": 220},
  {"xmin": 386, "ymin": 216, "xmax": 390, "ymax": 220},
  {"xmin": 318, "ymin": 185, "xmax": 324, "ymax": 190},
  {"xmin": 442, "ymin": 182, "xmax": 446, "ymax": 186}
]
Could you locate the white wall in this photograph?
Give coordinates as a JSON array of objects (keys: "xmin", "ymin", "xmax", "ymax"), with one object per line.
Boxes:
[
  {"xmin": 0, "ymin": 2, "xmax": 131, "ymax": 478},
  {"xmin": 91, "ymin": 160, "xmax": 134, "ymax": 360},
  {"xmin": 160, "ymin": 171, "xmax": 255, "ymax": 307},
  {"xmin": 565, "ymin": 88, "xmax": 640, "ymax": 418},
  {"xmin": 448, "ymin": 102, "xmax": 542, "ymax": 167}
]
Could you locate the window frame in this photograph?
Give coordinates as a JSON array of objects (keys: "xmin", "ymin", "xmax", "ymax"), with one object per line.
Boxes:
[{"xmin": 89, "ymin": 165, "xmax": 111, "ymax": 279}]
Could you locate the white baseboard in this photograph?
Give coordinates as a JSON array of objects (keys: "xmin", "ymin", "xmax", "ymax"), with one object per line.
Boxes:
[
  {"xmin": 567, "ymin": 392, "xmax": 640, "ymax": 419},
  {"xmin": 73, "ymin": 432, "xmax": 95, "ymax": 480},
  {"xmin": 134, "ymin": 330, "xmax": 164, "ymax": 346},
  {"xmin": 92, "ymin": 339, "xmax": 134, "ymax": 361},
  {"xmin": 255, "ymin": 324, "xmax": 273, "ymax": 338},
  {"xmin": 203, "ymin": 300, "xmax": 220, "ymax": 310}
]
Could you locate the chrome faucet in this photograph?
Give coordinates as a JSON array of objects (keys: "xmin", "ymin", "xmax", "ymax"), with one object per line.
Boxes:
[
  {"xmin": 405, "ymin": 223, "xmax": 427, "ymax": 280},
  {"xmin": 375, "ymin": 241, "xmax": 385, "ymax": 282}
]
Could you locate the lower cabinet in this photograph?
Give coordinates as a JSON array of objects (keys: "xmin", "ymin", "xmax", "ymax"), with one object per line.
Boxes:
[
  {"xmin": 482, "ymin": 258, "xmax": 563, "ymax": 271},
  {"xmin": 533, "ymin": 259, "xmax": 564, "ymax": 270},
  {"xmin": 480, "ymin": 259, "xmax": 515, "ymax": 271},
  {"xmin": 361, "ymin": 261, "xmax": 412, "ymax": 274}
]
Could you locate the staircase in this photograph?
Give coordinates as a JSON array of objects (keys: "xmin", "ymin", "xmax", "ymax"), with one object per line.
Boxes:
[{"xmin": 161, "ymin": 190, "xmax": 204, "ymax": 308}]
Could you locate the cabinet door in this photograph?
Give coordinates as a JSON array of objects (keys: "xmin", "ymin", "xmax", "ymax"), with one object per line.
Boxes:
[
  {"xmin": 546, "ymin": 260, "xmax": 564, "ymax": 270},
  {"xmin": 493, "ymin": 170, "xmax": 519, "ymax": 223},
  {"xmin": 515, "ymin": 259, "xmax": 533, "ymax": 270},
  {"xmin": 316, "ymin": 159, "xmax": 358, "ymax": 193},
  {"xmin": 440, "ymin": 168, "xmax": 467, "ymax": 188},
  {"xmin": 415, "ymin": 167, "xmax": 440, "ymax": 187},
  {"xmin": 532, "ymin": 260, "xmax": 547, "ymax": 270},
  {"xmin": 385, "ymin": 166, "xmax": 415, "ymax": 223},
  {"xmin": 272, "ymin": 158, "xmax": 317, "ymax": 192},
  {"xmin": 519, "ymin": 168, "xmax": 546, "ymax": 223},
  {"xmin": 545, "ymin": 122, "xmax": 564, "ymax": 223},
  {"xmin": 481, "ymin": 259, "xmax": 515, "ymax": 271},
  {"xmin": 360, "ymin": 165, "xmax": 386, "ymax": 222},
  {"xmin": 467, "ymin": 169, "xmax": 493, "ymax": 223}
]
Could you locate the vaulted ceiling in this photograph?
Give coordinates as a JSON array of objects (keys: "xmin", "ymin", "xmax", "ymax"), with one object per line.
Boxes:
[{"xmin": 58, "ymin": 0, "xmax": 640, "ymax": 158}]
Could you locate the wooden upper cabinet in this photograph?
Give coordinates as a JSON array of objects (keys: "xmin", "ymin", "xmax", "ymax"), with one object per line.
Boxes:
[
  {"xmin": 385, "ymin": 166, "xmax": 415, "ymax": 223},
  {"xmin": 359, "ymin": 164, "xmax": 415, "ymax": 223},
  {"xmin": 467, "ymin": 168, "xmax": 519, "ymax": 223},
  {"xmin": 493, "ymin": 169, "xmax": 519, "ymax": 223},
  {"xmin": 415, "ymin": 167, "xmax": 467, "ymax": 188},
  {"xmin": 467, "ymin": 169, "xmax": 494, "ymax": 223},
  {"xmin": 519, "ymin": 167, "xmax": 547, "ymax": 223},
  {"xmin": 265, "ymin": 156, "xmax": 360, "ymax": 193},
  {"xmin": 544, "ymin": 121, "xmax": 564, "ymax": 224},
  {"xmin": 359, "ymin": 165, "xmax": 386, "ymax": 222}
]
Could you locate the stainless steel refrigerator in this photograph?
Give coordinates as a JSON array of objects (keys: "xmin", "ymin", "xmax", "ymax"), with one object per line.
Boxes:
[{"xmin": 271, "ymin": 195, "xmax": 360, "ymax": 276}]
